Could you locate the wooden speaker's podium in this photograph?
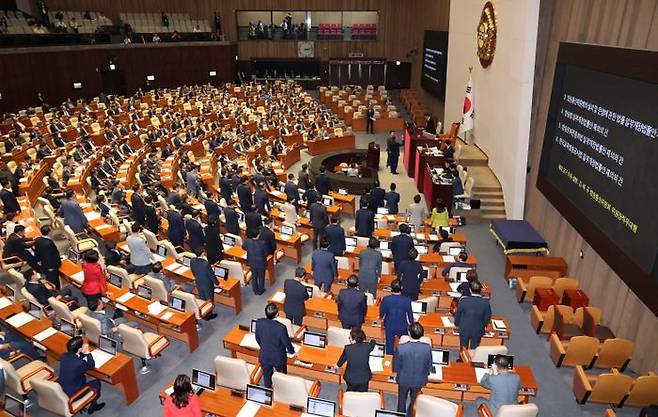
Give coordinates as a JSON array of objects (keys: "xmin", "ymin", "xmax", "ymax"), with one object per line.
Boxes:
[{"xmin": 367, "ymin": 142, "xmax": 380, "ymax": 169}]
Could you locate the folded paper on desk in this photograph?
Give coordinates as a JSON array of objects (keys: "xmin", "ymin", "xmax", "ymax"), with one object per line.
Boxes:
[
  {"xmin": 429, "ymin": 365, "xmax": 443, "ymax": 382},
  {"xmin": 0, "ymin": 297, "xmax": 13, "ymax": 309},
  {"xmin": 152, "ymin": 254, "xmax": 165, "ymax": 262},
  {"xmin": 271, "ymin": 292, "xmax": 286, "ymax": 303},
  {"xmin": 240, "ymin": 333, "xmax": 260, "ymax": 349},
  {"xmin": 475, "ymin": 368, "xmax": 488, "ymax": 383},
  {"xmin": 236, "ymin": 401, "xmax": 261, "ymax": 417},
  {"xmin": 71, "ymin": 271, "xmax": 85, "ymax": 284},
  {"xmin": 287, "ymin": 343, "xmax": 301, "ymax": 358},
  {"xmin": 6, "ymin": 312, "xmax": 35, "ymax": 328},
  {"xmin": 441, "ymin": 316, "xmax": 455, "ymax": 328},
  {"xmin": 85, "ymin": 212, "xmax": 101, "ymax": 221},
  {"xmin": 165, "ymin": 263, "xmax": 183, "ymax": 273},
  {"xmin": 442, "ymin": 255, "xmax": 455, "ymax": 262},
  {"xmin": 148, "ymin": 301, "xmax": 168, "ymax": 316},
  {"xmin": 161, "ymin": 312, "xmax": 174, "ymax": 321},
  {"xmin": 116, "ymin": 292, "xmax": 135, "ymax": 304},
  {"xmin": 492, "ymin": 319, "xmax": 507, "ymax": 330},
  {"xmin": 176, "ymin": 266, "xmax": 191, "ymax": 274},
  {"xmin": 368, "ymin": 357, "xmax": 384, "ymax": 372},
  {"xmin": 34, "ymin": 327, "xmax": 58, "ymax": 342},
  {"xmin": 90, "ymin": 349, "xmax": 114, "ymax": 368}
]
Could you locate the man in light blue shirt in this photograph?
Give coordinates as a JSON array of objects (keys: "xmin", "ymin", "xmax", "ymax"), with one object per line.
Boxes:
[
  {"xmin": 475, "ymin": 355, "xmax": 522, "ymax": 415},
  {"xmin": 126, "ymin": 223, "xmax": 154, "ymax": 274}
]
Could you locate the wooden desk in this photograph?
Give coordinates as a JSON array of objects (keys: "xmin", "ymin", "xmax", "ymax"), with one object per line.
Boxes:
[
  {"xmin": 59, "ymin": 259, "xmax": 200, "ymax": 352},
  {"xmin": 374, "ymin": 117, "xmax": 405, "ymax": 133},
  {"xmin": 417, "ymin": 313, "xmax": 510, "ymax": 348},
  {"xmin": 533, "ymin": 288, "xmax": 559, "ymax": 312},
  {"xmin": 505, "ymin": 256, "xmax": 568, "ymax": 282},
  {"xmin": 0, "ymin": 299, "xmax": 139, "ymax": 405},
  {"xmin": 274, "ymin": 232, "xmax": 303, "ymax": 264},
  {"xmin": 329, "ymin": 191, "xmax": 356, "ymax": 216},
  {"xmin": 307, "ymin": 135, "xmax": 356, "ymax": 156},
  {"xmin": 224, "ymin": 247, "xmax": 276, "ymax": 286},
  {"xmin": 278, "ymin": 144, "xmax": 301, "ymax": 170}
]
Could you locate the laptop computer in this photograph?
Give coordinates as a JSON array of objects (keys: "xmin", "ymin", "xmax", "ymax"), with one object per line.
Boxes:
[
  {"xmin": 99, "ymin": 334, "xmax": 118, "ymax": 355},
  {"xmin": 109, "ymin": 273, "xmax": 122, "ymax": 287},
  {"xmin": 415, "ymin": 245, "xmax": 428, "ymax": 255},
  {"xmin": 306, "ymin": 397, "xmax": 336, "ymax": 417},
  {"xmin": 303, "ymin": 331, "xmax": 327, "ymax": 348},
  {"xmin": 246, "ymin": 384, "xmax": 273, "ymax": 406},
  {"xmin": 67, "ymin": 249, "xmax": 80, "ymax": 263},
  {"xmin": 214, "ymin": 265, "xmax": 229, "ymax": 280},
  {"xmin": 379, "ymin": 241, "xmax": 390, "ymax": 250},
  {"xmin": 411, "ymin": 301, "xmax": 428, "ymax": 315},
  {"xmin": 281, "ymin": 225, "xmax": 294, "ymax": 236},
  {"xmin": 223, "ymin": 235, "xmax": 237, "ymax": 247},
  {"xmin": 191, "ymin": 368, "xmax": 216, "ymax": 395},
  {"xmin": 431, "ymin": 349, "xmax": 450, "ymax": 374},
  {"xmin": 322, "ymin": 196, "xmax": 334, "ymax": 206},
  {"xmin": 375, "ymin": 410, "xmax": 406, "ymax": 417},
  {"xmin": 487, "ymin": 354, "xmax": 514, "ymax": 369},
  {"xmin": 28, "ymin": 301, "xmax": 42, "ymax": 319},
  {"xmin": 59, "ymin": 318, "xmax": 77, "ymax": 337},
  {"xmin": 169, "ymin": 296, "xmax": 186, "ymax": 312},
  {"xmin": 3, "ymin": 394, "xmax": 25, "ymax": 417},
  {"xmin": 156, "ymin": 244, "xmax": 167, "ymax": 257},
  {"xmin": 448, "ymin": 246, "xmax": 466, "ymax": 256},
  {"xmin": 250, "ymin": 319, "xmax": 257, "ymax": 333},
  {"xmin": 181, "ymin": 255, "xmax": 192, "ymax": 267},
  {"xmin": 345, "ymin": 237, "xmax": 357, "ymax": 249},
  {"xmin": 137, "ymin": 285, "xmax": 152, "ymax": 300}
]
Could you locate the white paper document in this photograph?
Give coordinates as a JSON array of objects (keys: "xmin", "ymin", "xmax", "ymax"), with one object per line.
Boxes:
[
  {"xmin": 116, "ymin": 292, "xmax": 135, "ymax": 304},
  {"xmin": 442, "ymin": 255, "xmax": 455, "ymax": 262},
  {"xmin": 6, "ymin": 312, "xmax": 35, "ymax": 328},
  {"xmin": 441, "ymin": 316, "xmax": 455, "ymax": 328},
  {"xmin": 429, "ymin": 365, "xmax": 444, "ymax": 382},
  {"xmin": 84, "ymin": 212, "xmax": 101, "ymax": 221},
  {"xmin": 368, "ymin": 357, "xmax": 384, "ymax": 372},
  {"xmin": 161, "ymin": 312, "xmax": 174, "ymax": 321},
  {"xmin": 475, "ymin": 368, "xmax": 488, "ymax": 383},
  {"xmin": 239, "ymin": 333, "xmax": 260, "ymax": 349},
  {"xmin": 165, "ymin": 263, "xmax": 183, "ymax": 273},
  {"xmin": 0, "ymin": 297, "xmax": 13, "ymax": 309},
  {"xmin": 492, "ymin": 319, "xmax": 507, "ymax": 330},
  {"xmin": 236, "ymin": 401, "xmax": 261, "ymax": 417},
  {"xmin": 34, "ymin": 327, "xmax": 58, "ymax": 342},
  {"xmin": 147, "ymin": 302, "xmax": 167, "ymax": 316},
  {"xmin": 271, "ymin": 292, "xmax": 286, "ymax": 303},
  {"xmin": 90, "ymin": 349, "xmax": 114, "ymax": 368},
  {"xmin": 71, "ymin": 271, "xmax": 85, "ymax": 284}
]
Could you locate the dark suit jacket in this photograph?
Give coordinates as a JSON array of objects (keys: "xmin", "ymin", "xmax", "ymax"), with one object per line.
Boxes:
[
  {"xmin": 391, "ymin": 234, "xmax": 415, "ymax": 267},
  {"xmin": 355, "ymin": 209, "xmax": 374, "ymax": 237},
  {"xmin": 131, "ymin": 192, "xmax": 146, "ymax": 224},
  {"xmin": 315, "ymin": 174, "xmax": 331, "ymax": 196},
  {"xmin": 325, "ymin": 224, "xmax": 346, "ymax": 256},
  {"xmin": 455, "ymin": 296, "xmax": 492, "ymax": 338},
  {"xmin": 255, "ymin": 318, "xmax": 294, "ymax": 367},
  {"xmin": 223, "ymin": 206, "xmax": 240, "ymax": 235},
  {"xmin": 185, "ymin": 219, "xmax": 205, "ymax": 251},
  {"xmin": 237, "ymin": 183, "xmax": 253, "ymax": 210},
  {"xmin": 258, "ymin": 226, "xmax": 276, "ymax": 256},
  {"xmin": 337, "ymin": 340, "xmax": 376, "ymax": 386},
  {"xmin": 385, "ymin": 191, "xmax": 400, "ymax": 214},
  {"xmin": 144, "ymin": 204, "xmax": 159, "ymax": 232},
  {"xmin": 58, "ymin": 199, "xmax": 88, "ymax": 233},
  {"xmin": 167, "ymin": 210, "xmax": 185, "ymax": 246},
  {"xmin": 190, "ymin": 257, "xmax": 218, "ymax": 301},
  {"xmin": 379, "ymin": 294, "xmax": 413, "ymax": 333},
  {"xmin": 284, "ymin": 181, "xmax": 299, "ymax": 203},
  {"xmin": 204, "ymin": 199, "xmax": 222, "ymax": 219},
  {"xmin": 26, "ymin": 281, "xmax": 55, "ymax": 306},
  {"xmin": 59, "ymin": 352, "xmax": 95, "ymax": 397},
  {"xmin": 371, "ymin": 187, "xmax": 386, "ymax": 208},
  {"xmin": 242, "ymin": 238, "xmax": 267, "ymax": 269},
  {"xmin": 399, "ymin": 259, "xmax": 423, "ymax": 297},
  {"xmin": 34, "ymin": 236, "xmax": 61, "ymax": 270},
  {"xmin": 3, "ymin": 233, "xmax": 29, "ymax": 260},
  {"xmin": 337, "ymin": 287, "xmax": 367, "ymax": 328},
  {"xmin": 309, "ymin": 202, "xmax": 328, "ymax": 229},
  {"xmin": 283, "ymin": 279, "xmax": 309, "ymax": 319},
  {"xmin": 395, "ymin": 340, "xmax": 432, "ymax": 388},
  {"xmin": 253, "ymin": 189, "xmax": 270, "ymax": 214},
  {"xmin": 312, "ymin": 248, "xmax": 336, "ymax": 286},
  {"xmin": 245, "ymin": 211, "xmax": 262, "ymax": 232},
  {"xmin": 219, "ymin": 177, "xmax": 233, "ymax": 203}
]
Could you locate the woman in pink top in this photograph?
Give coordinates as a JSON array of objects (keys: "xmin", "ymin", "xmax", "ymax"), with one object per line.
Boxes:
[
  {"xmin": 163, "ymin": 374, "xmax": 202, "ymax": 417},
  {"xmin": 80, "ymin": 249, "xmax": 107, "ymax": 306}
]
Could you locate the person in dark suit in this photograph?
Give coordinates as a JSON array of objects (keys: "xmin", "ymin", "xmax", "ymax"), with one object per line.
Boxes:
[
  {"xmin": 204, "ymin": 216, "xmax": 224, "ymax": 265},
  {"xmin": 184, "ymin": 212, "xmax": 205, "ymax": 253},
  {"xmin": 324, "ymin": 216, "xmax": 345, "ymax": 256},
  {"xmin": 303, "ymin": 184, "xmax": 320, "ymax": 206},
  {"xmin": 34, "ymin": 225, "xmax": 62, "ymax": 289},
  {"xmin": 24, "ymin": 268, "xmax": 80, "ymax": 306},
  {"xmin": 130, "ymin": 185, "xmax": 146, "ymax": 226},
  {"xmin": 219, "ymin": 172, "xmax": 233, "ymax": 204},
  {"xmin": 315, "ymin": 166, "xmax": 331, "ymax": 196},
  {"xmin": 4, "ymin": 225, "xmax": 37, "ymax": 268},
  {"xmin": 358, "ymin": 237, "xmax": 383, "ymax": 296},
  {"xmin": 386, "ymin": 131, "xmax": 402, "ymax": 174},
  {"xmin": 385, "ymin": 183, "xmax": 401, "ymax": 214},
  {"xmin": 424, "ymin": 114, "xmax": 437, "ymax": 134},
  {"xmin": 0, "ymin": 178, "xmax": 20, "ymax": 214},
  {"xmin": 441, "ymin": 251, "xmax": 471, "ymax": 277},
  {"xmin": 391, "ymin": 223, "xmax": 415, "ymax": 276},
  {"xmin": 336, "ymin": 327, "xmax": 376, "ymax": 392},
  {"xmin": 237, "ymin": 177, "xmax": 253, "ymax": 213},
  {"xmin": 366, "ymin": 105, "xmax": 375, "ymax": 134},
  {"xmin": 255, "ymin": 303, "xmax": 296, "ymax": 388},
  {"xmin": 58, "ymin": 189, "xmax": 89, "ymax": 234},
  {"xmin": 283, "ymin": 267, "xmax": 310, "ymax": 326},
  {"xmin": 371, "ymin": 181, "xmax": 386, "ymax": 209},
  {"xmin": 222, "ymin": 200, "xmax": 240, "ymax": 236},
  {"xmin": 167, "ymin": 185, "xmax": 183, "ymax": 208},
  {"xmin": 379, "ymin": 279, "xmax": 413, "ymax": 354},
  {"xmin": 475, "ymin": 355, "xmax": 522, "ymax": 415},
  {"xmin": 432, "ymin": 229, "xmax": 453, "ymax": 253},
  {"xmin": 259, "ymin": 217, "xmax": 277, "ymax": 258},
  {"xmin": 189, "ymin": 248, "xmax": 218, "ymax": 320},
  {"xmin": 283, "ymin": 173, "xmax": 299, "ymax": 206},
  {"xmin": 444, "ymin": 142, "xmax": 455, "ymax": 160},
  {"xmin": 394, "ymin": 322, "xmax": 432, "ymax": 415},
  {"xmin": 355, "ymin": 201, "xmax": 374, "ymax": 238},
  {"xmin": 59, "ymin": 336, "xmax": 105, "ymax": 414},
  {"xmin": 311, "ymin": 238, "xmax": 336, "ymax": 293},
  {"xmin": 399, "ymin": 248, "xmax": 424, "ymax": 301},
  {"xmin": 203, "ymin": 195, "xmax": 222, "ymax": 220},
  {"xmin": 337, "ymin": 275, "xmax": 367, "ymax": 329},
  {"xmin": 455, "ymin": 281, "xmax": 492, "ymax": 349},
  {"xmin": 167, "ymin": 207, "xmax": 185, "ymax": 247},
  {"xmin": 143, "ymin": 195, "xmax": 159, "ymax": 234},
  {"xmin": 242, "ymin": 228, "xmax": 267, "ymax": 295},
  {"xmin": 253, "ymin": 182, "xmax": 271, "ymax": 215},
  {"xmin": 297, "ymin": 164, "xmax": 312, "ymax": 190},
  {"xmin": 245, "ymin": 206, "xmax": 262, "ymax": 233},
  {"xmin": 309, "ymin": 200, "xmax": 328, "ymax": 250},
  {"xmin": 457, "ymin": 270, "xmax": 480, "ymax": 297}
]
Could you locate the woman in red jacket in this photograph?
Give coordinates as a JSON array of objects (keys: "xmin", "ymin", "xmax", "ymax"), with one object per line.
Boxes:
[
  {"xmin": 81, "ymin": 249, "xmax": 107, "ymax": 305},
  {"xmin": 163, "ymin": 374, "xmax": 202, "ymax": 417}
]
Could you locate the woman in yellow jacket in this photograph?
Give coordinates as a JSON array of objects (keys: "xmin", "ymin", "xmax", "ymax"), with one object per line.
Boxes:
[{"xmin": 430, "ymin": 198, "xmax": 449, "ymax": 228}]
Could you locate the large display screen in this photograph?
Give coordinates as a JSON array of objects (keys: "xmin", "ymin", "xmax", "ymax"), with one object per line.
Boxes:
[
  {"xmin": 537, "ymin": 42, "xmax": 658, "ymax": 315},
  {"xmin": 420, "ymin": 30, "xmax": 448, "ymax": 100}
]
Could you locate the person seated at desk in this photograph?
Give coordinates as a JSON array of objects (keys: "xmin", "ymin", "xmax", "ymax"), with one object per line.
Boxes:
[
  {"xmin": 25, "ymin": 268, "xmax": 82, "ymax": 307},
  {"xmin": 283, "ymin": 267, "xmax": 310, "ymax": 326},
  {"xmin": 163, "ymin": 374, "xmax": 203, "ymax": 417},
  {"xmin": 255, "ymin": 303, "xmax": 296, "ymax": 389},
  {"xmin": 149, "ymin": 261, "xmax": 179, "ymax": 293},
  {"xmin": 441, "ymin": 251, "xmax": 470, "ymax": 278},
  {"xmin": 475, "ymin": 354, "xmax": 521, "ymax": 416},
  {"xmin": 337, "ymin": 275, "xmax": 368, "ymax": 330},
  {"xmin": 346, "ymin": 163, "xmax": 360, "ymax": 177},
  {"xmin": 457, "ymin": 270, "xmax": 480, "ymax": 297},
  {"xmin": 336, "ymin": 327, "xmax": 376, "ymax": 392},
  {"xmin": 432, "ymin": 229, "xmax": 453, "ymax": 253},
  {"xmin": 0, "ymin": 326, "xmax": 43, "ymax": 361},
  {"xmin": 59, "ymin": 336, "xmax": 105, "ymax": 414},
  {"xmin": 88, "ymin": 299, "xmax": 136, "ymax": 342},
  {"xmin": 4, "ymin": 225, "xmax": 37, "ymax": 268}
]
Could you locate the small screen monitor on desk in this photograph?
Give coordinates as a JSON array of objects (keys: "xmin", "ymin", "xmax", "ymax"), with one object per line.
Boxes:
[
  {"xmin": 371, "ymin": 342, "xmax": 386, "ymax": 357},
  {"xmin": 411, "ymin": 301, "xmax": 427, "ymax": 314},
  {"xmin": 379, "ymin": 241, "xmax": 390, "ymax": 250},
  {"xmin": 488, "ymin": 354, "xmax": 514, "ymax": 369},
  {"xmin": 214, "ymin": 266, "xmax": 229, "ymax": 280},
  {"xmin": 338, "ymin": 188, "xmax": 348, "ymax": 195},
  {"xmin": 59, "ymin": 318, "xmax": 76, "ymax": 337},
  {"xmin": 67, "ymin": 249, "xmax": 80, "ymax": 263},
  {"xmin": 223, "ymin": 235, "xmax": 237, "ymax": 247},
  {"xmin": 99, "ymin": 334, "xmax": 118, "ymax": 355},
  {"xmin": 28, "ymin": 301, "xmax": 42, "ymax": 319},
  {"xmin": 303, "ymin": 331, "xmax": 326, "ymax": 348},
  {"xmin": 170, "ymin": 296, "xmax": 186, "ymax": 312},
  {"xmin": 246, "ymin": 384, "xmax": 273, "ymax": 406},
  {"xmin": 438, "ymin": 226, "xmax": 456, "ymax": 234},
  {"xmin": 307, "ymin": 397, "xmax": 336, "ymax": 417},
  {"xmin": 109, "ymin": 273, "xmax": 122, "ymax": 287},
  {"xmin": 448, "ymin": 246, "xmax": 465, "ymax": 256},
  {"xmin": 156, "ymin": 244, "xmax": 167, "ymax": 257},
  {"xmin": 192, "ymin": 368, "xmax": 216, "ymax": 391},
  {"xmin": 415, "ymin": 245, "xmax": 428, "ymax": 255},
  {"xmin": 5, "ymin": 285, "xmax": 14, "ymax": 300},
  {"xmin": 322, "ymin": 196, "xmax": 334, "ymax": 206},
  {"xmin": 250, "ymin": 319, "xmax": 257, "ymax": 333},
  {"xmin": 345, "ymin": 237, "xmax": 357, "ymax": 247},
  {"xmin": 181, "ymin": 256, "xmax": 192, "ymax": 267},
  {"xmin": 456, "ymin": 271, "xmax": 469, "ymax": 283},
  {"xmin": 281, "ymin": 225, "xmax": 294, "ymax": 236},
  {"xmin": 305, "ymin": 286, "xmax": 314, "ymax": 298},
  {"xmin": 375, "ymin": 410, "xmax": 406, "ymax": 417},
  {"xmin": 431, "ymin": 349, "xmax": 450, "ymax": 365},
  {"xmin": 377, "ymin": 207, "xmax": 389, "ymax": 215},
  {"xmin": 137, "ymin": 285, "xmax": 152, "ymax": 300},
  {"xmin": 3, "ymin": 394, "xmax": 25, "ymax": 417}
]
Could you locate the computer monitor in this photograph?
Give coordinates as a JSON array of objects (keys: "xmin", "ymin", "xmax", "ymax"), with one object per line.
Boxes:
[
  {"xmin": 246, "ymin": 384, "xmax": 273, "ymax": 406},
  {"xmin": 377, "ymin": 207, "xmax": 389, "ymax": 215},
  {"xmin": 109, "ymin": 273, "xmax": 122, "ymax": 287},
  {"xmin": 223, "ymin": 235, "xmax": 237, "ymax": 247},
  {"xmin": 137, "ymin": 285, "xmax": 152, "ymax": 300},
  {"xmin": 250, "ymin": 319, "xmax": 257, "ymax": 333},
  {"xmin": 338, "ymin": 188, "xmax": 348, "ymax": 195},
  {"xmin": 307, "ymin": 397, "xmax": 336, "ymax": 417},
  {"xmin": 415, "ymin": 245, "xmax": 428, "ymax": 255},
  {"xmin": 438, "ymin": 226, "xmax": 456, "ymax": 234},
  {"xmin": 214, "ymin": 266, "xmax": 229, "ymax": 280},
  {"xmin": 169, "ymin": 296, "xmax": 186, "ymax": 312},
  {"xmin": 156, "ymin": 244, "xmax": 167, "ymax": 257},
  {"xmin": 181, "ymin": 255, "xmax": 192, "ymax": 267},
  {"xmin": 448, "ymin": 246, "xmax": 466, "ymax": 256},
  {"xmin": 59, "ymin": 318, "xmax": 76, "ymax": 337},
  {"xmin": 431, "ymin": 349, "xmax": 450, "ymax": 365},
  {"xmin": 375, "ymin": 410, "xmax": 406, "ymax": 417},
  {"xmin": 67, "ymin": 249, "xmax": 80, "ymax": 263},
  {"xmin": 303, "ymin": 331, "xmax": 326, "ymax": 348},
  {"xmin": 411, "ymin": 301, "xmax": 427, "ymax": 314},
  {"xmin": 379, "ymin": 241, "xmax": 390, "ymax": 250},
  {"xmin": 281, "ymin": 225, "xmax": 294, "ymax": 236},
  {"xmin": 322, "ymin": 196, "xmax": 334, "ymax": 206},
  {"xmin": 99, "ymin": 335, "xmax": 118, "ymax": 355},
  {"xmin": 345, "ymin": 237, "xmax": 357, "ymax": 247},
  {"xmin": 3, "ymin": 394, "xmax": 25, "ymax": 417},
  {"xmin": 5, "ymin": 285, "xmax": 14, "ymax": 300},
  {"xmin": 456, "ymin": 271, "xmax": 469, "ymax": 283},
  {"xmin": 28, "ymin": 302, "xmax": 42, "ymax": 319},
  {"xmin": 487, "ymin": 354, "xmax": 514, "ymax": 369},
  {"xmin": 192, "ymin": 369, "xmax": 216, "ymax": 391},
  {"xmin": 305, "ymin": 286, "xmax": 314, "ymax": 298},
  {"xmin": 421, "ymin": 268, "xmax": 429, "ymax": 280},
  {"xmin": 371, "ymin": 342, "xmax": 386, "ymax": 357}
]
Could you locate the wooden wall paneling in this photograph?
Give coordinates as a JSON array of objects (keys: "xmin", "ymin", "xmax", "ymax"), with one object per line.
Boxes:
[{"xmin": 526, "ymin": 0, "xmax": 658, "ymax": 373}]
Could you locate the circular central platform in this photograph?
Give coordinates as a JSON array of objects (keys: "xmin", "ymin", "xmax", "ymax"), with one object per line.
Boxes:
[{"xmin": 308, "ymin": 149, "xmax": 379, "ymax": 195}]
